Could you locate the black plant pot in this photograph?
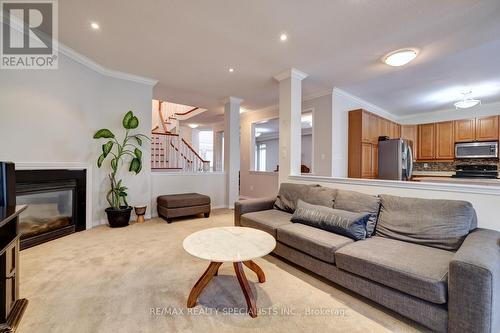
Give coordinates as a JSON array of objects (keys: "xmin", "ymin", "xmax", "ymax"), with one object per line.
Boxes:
[{"xmin": 105, "ymin": 206, "xmax": 132, "ymax": 228}]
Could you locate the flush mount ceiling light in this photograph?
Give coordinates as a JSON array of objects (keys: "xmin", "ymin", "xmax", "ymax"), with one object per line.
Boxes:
[
  {"xmin": 280, "ymin": 33, "xmax": 288, "ymax": 42},
  {"xmin": 384, "ymin": 49, "xmax": 418, "ymax": 67},
  {"xmin": 90, "ymin": 22, "xmax": 100, "ymax": 30},
  {"xmin": 454, "ymin": 91, "xmax": 481, "ymax": 109},
  {"xmin": 188, "ymin": 124, "xmax": 199, "ymax": 129},
  {"xmin": 228, "ymin": 68, "xmax": 234, "ymax": 73}
]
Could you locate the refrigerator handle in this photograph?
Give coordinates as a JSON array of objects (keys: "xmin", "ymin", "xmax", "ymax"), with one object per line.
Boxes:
[{"xmin": 406, "ymin": 146, "xmax": 414, "ymax": 180}]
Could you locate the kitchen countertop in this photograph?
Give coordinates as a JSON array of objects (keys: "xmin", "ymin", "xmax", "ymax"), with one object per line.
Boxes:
[
  {"xmin": 412, "ymin": 171, "xmax": 456, "ymax": 177},
  {"xmin": 412, "ymin": 176, "xmax": 500, "ymax": 186}
]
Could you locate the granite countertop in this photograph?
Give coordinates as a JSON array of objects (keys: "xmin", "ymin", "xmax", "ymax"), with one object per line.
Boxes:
[{"xmin": 412, "ymin": 176, "xmax": 500, "ymax": 186}]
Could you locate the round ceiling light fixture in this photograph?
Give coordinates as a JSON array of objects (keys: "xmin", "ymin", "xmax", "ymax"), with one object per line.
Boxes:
[
  {"xmin": 188, "ymin": 124, "xmax": 199, "ymax": 129},
  {"xmin": 454, "ymin": 91, "xmax": 481, "ymax": 109},
  {"xmin": 280, "ymin": 33, "xmax": 288, "ymax": 42},
  {"xmin": 228, "ymin": 68, "xmax": 234, "ymax": 73},
  {"xmin": 383, "ymin": 49, "xmax": 418, "ymax": 67},
  {"xmin": 90, "ymin": 22, "xmax": 100, "ymax": 30}
]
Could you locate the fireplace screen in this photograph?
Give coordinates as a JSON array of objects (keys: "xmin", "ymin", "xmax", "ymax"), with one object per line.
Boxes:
[{"xmin": 17, "ymin": 189, "xmax": 74, "ymax": 239}]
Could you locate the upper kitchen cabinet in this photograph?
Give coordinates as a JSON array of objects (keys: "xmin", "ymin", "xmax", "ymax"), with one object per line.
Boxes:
[
  {"xmin": 435, "ymin": 121, "xmax": 455, "ymax": 159},
  {"xmin": 454, "ymin": 116, "xmax": 498, "ymax": 142},
  {"xmin": 476, "ymin": 116, "xmax": 499, "ymax": 141},
  {"xmin": 417, "ymin": 123, "xmax": 435, "ymax": 160}
]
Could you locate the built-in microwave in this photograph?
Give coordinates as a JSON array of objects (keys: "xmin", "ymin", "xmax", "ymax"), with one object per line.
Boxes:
[{"xmin": 455, "ymin": 141, "xmax": 499, "ymax": 159}]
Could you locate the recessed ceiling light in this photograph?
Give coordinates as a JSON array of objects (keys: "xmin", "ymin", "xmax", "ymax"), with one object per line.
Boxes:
[
  {"xmin": 384, "ymin": 49, "xmax": 418, "ymax": 67},
  {"xmin": 454, "ymin": 91, "xmax": 481, "ymax": 109},
  {"xmin": 188, "ymin": 124, "xmax": 199, "ymax": 129},
  {"xmin": 90, "ymin": 22, "xmax": 100, "ymax": 30},
  {"xmin": 280, "ymin": 33, "xmax": 288, "ymax": 41},
  {"xmin": 228, "ymin": 68, "xmax": 234, "ymax": 73}
]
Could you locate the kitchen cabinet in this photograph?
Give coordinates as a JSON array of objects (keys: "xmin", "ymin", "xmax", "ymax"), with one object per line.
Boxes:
[
  {"xmin": 476, "ymin": 116, "xmax": 499, "ymax": 141},
  {"xmin": 435, "ymin": 121, "xmax": 455, "ymax": 159},
  {"xmin": 418, "ymin": 123, "xmax": 435, "ymax": 160},
  {"xmin": 348, "ymin": 109, "xmax": 389, "ymax": 178},
  {"xmin": 454, "ymin": 116, "xmax": 498, "ymax": 142}
]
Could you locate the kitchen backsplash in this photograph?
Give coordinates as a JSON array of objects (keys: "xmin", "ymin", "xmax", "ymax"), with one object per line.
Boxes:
[{"xmin": 413, "ymin": 159, "xmax": 500, "ymax": 171}]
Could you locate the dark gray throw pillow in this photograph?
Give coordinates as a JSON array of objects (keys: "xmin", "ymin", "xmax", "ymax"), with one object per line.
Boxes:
[
  {"xmin": 334, "ymin": 189, "xmax": 380, "ymax": 237},
  {"xmin": 291, "ymin": 200, "xmax": 370, "ymax": 240},
  {"xmin": 274, "ymin": 183, "xmax": 336, "ymax": 213}
]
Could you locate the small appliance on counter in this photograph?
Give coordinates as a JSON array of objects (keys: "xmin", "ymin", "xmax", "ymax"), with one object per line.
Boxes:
[
  {"xmin": 378, "ymin": 138, "xmax": 413, "ymax": 181},
  {"xmin": 452, "ymin": 164, "xmax": 499, "ymax": 179}
]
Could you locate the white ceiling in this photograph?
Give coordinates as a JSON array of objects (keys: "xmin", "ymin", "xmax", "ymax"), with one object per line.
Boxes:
[{"xmin": 59, "ymin": 0, "xmax": 500, "ymax": 118}]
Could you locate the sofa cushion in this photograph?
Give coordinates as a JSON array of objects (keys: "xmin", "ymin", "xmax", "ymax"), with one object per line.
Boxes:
[
  {"xmin": 240, "ymin": 209, "xmax": 292, "ymax": 237},
  {"xmin": 157, "ymin": 193, "xmax": 210, "ymax": 208},
  {"xmin": 335, "ymin": 236, "xmax": 453, "ymax": 304},
  {"xmin": 376, "ymin": 194, "xmax": 477, "ymax": 251},
  {"xmin": 277, "ymin": 223, "xmax": 353, "ymax": 263},
  {"xmin": 291, "ymin": 200, "xmax": 369, "ymax": 240},
  {"xmin": 334, "ymin": 189, "xmax": 380, "ymax": 237},
  {"xmin": 274, "ymin": 183, "xmax": 336, "ymax": 213}
]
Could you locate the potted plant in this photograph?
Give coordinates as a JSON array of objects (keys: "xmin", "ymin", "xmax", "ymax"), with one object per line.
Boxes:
[{"xmin": 93, "ymin": 111, "xmax": 148, "ymax": 227}]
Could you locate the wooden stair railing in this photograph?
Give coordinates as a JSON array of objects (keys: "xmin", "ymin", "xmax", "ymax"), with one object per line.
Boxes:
[{"xmin": 151, "ymin": 132, "xmax": 210, "ymax": 171}]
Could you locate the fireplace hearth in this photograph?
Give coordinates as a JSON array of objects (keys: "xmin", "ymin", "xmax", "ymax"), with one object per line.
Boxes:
[{"xmin": 15, "ymin": 169, "xmax": 86, "ymax": 249}]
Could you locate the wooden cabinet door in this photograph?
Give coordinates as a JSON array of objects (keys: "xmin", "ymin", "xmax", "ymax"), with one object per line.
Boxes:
[
  {"xmin": 435, "ymin": 121, "xmax": 455, "ymax": 159},
  {"xmin": 361, "ymin": 143, "xmax": 372, "ymax": 178},
  {"xmin": 372, "ymin": 145, "xmax": 378, "ymax": 178},
  {"xmin": 369, "ymin": 113, "xmax": 379, "ymax": 143},
  {"xmin": 476, "ymin": 116, "xmax": 499, "ymax": 141},
  {"xmin": 361, "ymin": 111, "xmax": 371, "ymax": 143},
  {"xmin": 380, "ymin": 119, "xmax": 390, "ymax": 137},
  {"xmin": 418, "ymin": 123, "xmax": 435, "ymax": 160},
  {"xmin": 454, "ymin": 118, "xmax": 476, "ymax": 142}
]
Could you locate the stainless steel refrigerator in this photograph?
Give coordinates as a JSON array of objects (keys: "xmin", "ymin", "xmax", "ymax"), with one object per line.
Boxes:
[{"xmin": 378, "ymin": 139, "xmax": 413, "ymax": 180}]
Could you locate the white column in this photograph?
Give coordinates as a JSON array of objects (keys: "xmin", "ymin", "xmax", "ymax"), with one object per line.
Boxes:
[
  {"xmin": 223, "ymin": 97, "xmax": 242, "ymax": 208},
  {"xmin": 274, "ymin": 68, "xmax": 308, "ymax": 184}
]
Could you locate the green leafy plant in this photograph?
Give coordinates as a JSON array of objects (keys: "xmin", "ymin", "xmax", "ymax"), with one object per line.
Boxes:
[{"xmin": 93, "ymin": 111, "xmax": 148, "ymax": 209}]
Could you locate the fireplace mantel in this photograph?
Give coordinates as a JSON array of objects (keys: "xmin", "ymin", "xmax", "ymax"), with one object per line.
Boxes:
[{"xmin": 14, "ymin": 163, "xmax": 92, "ymax": 230}]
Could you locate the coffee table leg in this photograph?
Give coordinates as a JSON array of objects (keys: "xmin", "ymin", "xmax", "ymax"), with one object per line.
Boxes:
[
  {"xmin": 233, "ymin": 262, "xmax": 257, "ymax": 318},
  {"xmin": 243, "ymin": 260, "xmax": 266, "ymax": 283},
  {"xmin": 187, "ymin": 262, "xmax": 222, "ymax": 308}
]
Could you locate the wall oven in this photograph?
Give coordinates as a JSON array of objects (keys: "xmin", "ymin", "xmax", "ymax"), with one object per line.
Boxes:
[{"xmin": 455, "ymin": 141, "xmax": 498, "ymax": 159}]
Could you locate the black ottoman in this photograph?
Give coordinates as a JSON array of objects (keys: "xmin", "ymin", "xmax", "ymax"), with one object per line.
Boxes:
[{"xmin": 157, "ymin": 193, "xmax": 211, "ymax": 223}]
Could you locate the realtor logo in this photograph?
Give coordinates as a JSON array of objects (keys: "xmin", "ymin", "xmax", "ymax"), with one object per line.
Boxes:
[{"xmin": 1, "ymin": 0, "xmax": 58, "ymax": 69}]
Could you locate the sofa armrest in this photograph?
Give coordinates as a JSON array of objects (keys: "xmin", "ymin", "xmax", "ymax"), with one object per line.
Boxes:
[
  {"xmin": 448, "ymin": 228, "xmax": 500, "ymax": 333},
  {"xmin": 234, "ymin": 197, "xmax": 276, "ymax": 226}
]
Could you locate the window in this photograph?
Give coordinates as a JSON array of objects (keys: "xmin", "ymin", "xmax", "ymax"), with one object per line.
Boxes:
[
  {"xmin": 198, "ymin": 131, "xmax": 213, "ymax": 169},
  {"xmin": 256, "ymin": 143, "xmax": 267, "ymax": 171}
]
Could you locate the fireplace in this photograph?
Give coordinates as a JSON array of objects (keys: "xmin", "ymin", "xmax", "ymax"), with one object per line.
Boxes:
[{"xmin": 15, "ymin": 169, "xmax": 86, "ymax": 249}]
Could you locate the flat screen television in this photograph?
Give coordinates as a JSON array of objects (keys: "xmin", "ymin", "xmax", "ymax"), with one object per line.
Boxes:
[{"xmin": 0, "ymin": 162, "xmax": 15, "ymax": 207}]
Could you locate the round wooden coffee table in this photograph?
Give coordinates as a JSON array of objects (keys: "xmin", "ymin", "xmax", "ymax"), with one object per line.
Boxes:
[{"xmin": 183, "ymin": 227, "xmax": 276, "ymax": 318}]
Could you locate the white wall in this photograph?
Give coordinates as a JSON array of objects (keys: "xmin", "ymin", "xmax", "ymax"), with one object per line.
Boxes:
[
  {"xmin": 0, "ymin": 52, "xmax": 154, "ymax": 226},
  {"xmin": 303, "ymin": 94, "xmax": 332, "ymax": 176},
  {"xmin": 150, "ymin": 172, "xmax": 227, "ymax": 215}
]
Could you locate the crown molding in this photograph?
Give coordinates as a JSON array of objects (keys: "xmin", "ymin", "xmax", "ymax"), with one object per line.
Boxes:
[
  {"xmin": 332, "ymin": 87, "xmax": 398, "ymax": 121},
  {"xmin": 274, "ymin": 68, "xmax": 309, "ymax": 81},
  {"xmin": 59, "ymin": 45, "xmax": 158, "ymax": 86}
]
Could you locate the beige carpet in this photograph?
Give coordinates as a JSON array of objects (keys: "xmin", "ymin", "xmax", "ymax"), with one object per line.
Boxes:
[{"xmin": 18, "ymin": 210, "xmax": 425, "ymax": 333}]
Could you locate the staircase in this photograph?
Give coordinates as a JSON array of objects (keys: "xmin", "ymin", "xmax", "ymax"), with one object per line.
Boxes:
[{"xmin": 151, "ymin": 132, "xmax": 210, "ymax": 172}]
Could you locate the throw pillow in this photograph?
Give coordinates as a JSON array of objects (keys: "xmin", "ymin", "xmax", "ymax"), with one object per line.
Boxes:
[
  {"xmin": 334, "ymin": 189, "xmax": 380, "ymax": 237},
  {"xmin": 291, "ymin": 200, "xmax": 369, "ymax": 240}
]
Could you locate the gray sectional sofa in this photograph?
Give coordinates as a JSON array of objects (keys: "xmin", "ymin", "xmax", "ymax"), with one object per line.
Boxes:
[{"xmin": 234, "ymin": 183, "xmax": 500, "ymax": 333}]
